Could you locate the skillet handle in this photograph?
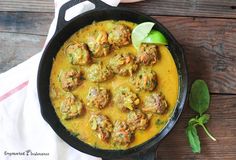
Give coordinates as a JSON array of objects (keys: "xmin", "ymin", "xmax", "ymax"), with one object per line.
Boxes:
[{"xmin": 56, "ymin": 0, "xmax": 111, "ymax": 32}]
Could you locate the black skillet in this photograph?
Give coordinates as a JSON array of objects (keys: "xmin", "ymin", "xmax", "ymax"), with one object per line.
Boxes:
[{"xmin": 37, "ymin": 0, "xmax": 188, "ymax": 159}]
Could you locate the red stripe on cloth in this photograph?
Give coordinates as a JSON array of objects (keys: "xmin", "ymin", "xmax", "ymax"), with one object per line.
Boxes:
[{"xmin": 0, "ymin": 81, "xmax": 29, "ymax": 102}]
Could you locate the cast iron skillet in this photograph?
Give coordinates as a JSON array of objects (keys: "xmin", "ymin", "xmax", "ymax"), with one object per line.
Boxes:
[{"xmin": 37, "ymin": 0, "xmax": 188, "ymax": 159}]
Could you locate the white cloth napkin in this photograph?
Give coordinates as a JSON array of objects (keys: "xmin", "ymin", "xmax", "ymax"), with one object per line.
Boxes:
[{"xmin": 0, "ymin": 0, "xmax": 121, "ymax": 160}]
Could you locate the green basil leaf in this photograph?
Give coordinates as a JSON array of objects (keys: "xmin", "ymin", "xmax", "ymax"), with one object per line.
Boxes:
[
  {"xmin": 198, "ymin": 114, "xmax": 210, "ymax": 124},
  {"xmin": 189, "ymin": 80, "xmax": 210, "ymax": 115},
  {"xmin": 186, "ymin": 125, "xmax": 201, "ymax": 153},
  {"xmin": 188, "ymin": 118, "xmax": 198, "ymax": 126}
]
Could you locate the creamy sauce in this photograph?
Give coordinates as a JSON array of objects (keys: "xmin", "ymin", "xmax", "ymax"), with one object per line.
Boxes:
[{"xmin": 50, "ymin": 20, "xmax": 179, "ymax": 150}]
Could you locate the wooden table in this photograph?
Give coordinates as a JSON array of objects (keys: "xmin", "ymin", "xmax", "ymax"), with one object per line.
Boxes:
[{"xmin": 0, "ymin": 0, "xmax": 236, "ymax": 159}]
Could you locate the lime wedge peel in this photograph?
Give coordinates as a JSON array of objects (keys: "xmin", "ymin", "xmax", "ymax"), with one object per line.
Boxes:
[
  {"xmin": 131, "ymin": 22, "xmax": 155, "ymax": 50},
  {"xmin": 131, "ymin": 22, "xmax": 168, "ymax": 50},
  {"xmin": 142, "ymin": 30, "xmax": 168, "ymax": 45}
]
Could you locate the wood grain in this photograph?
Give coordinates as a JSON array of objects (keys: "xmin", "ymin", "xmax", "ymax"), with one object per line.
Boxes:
[
  {"xmin": 154, "ymin": 16, "xmax": 236, "ymax": 94},
  {"xmin": 0, "ymin": 0, "xmax": 54, "ymax": 12},
  {"xmin": 1, "ymin": 12, "xmax": 236, "ymax": 94},
  {"xmin": 0, "ymin": 1, "xmax": 236, "ymax": 159},
  {"xmin": 0, "ymin": 32, "xmax": 46, "ymax": 72},
  {"xmin": 0, "ymin": 12, "xmax": 53, "ymax": 36},
  {"xmin": 0, "ymin": 1, "xmax": 236, "ymax": 158},
  {"xmin": 120, "ymin": 0, "xmax": 236, "ymax": 18},
  {"xmin": 157, "ymin": 95, "xmax": 236, "ymax": 159},
  {"xmin": 1, "ymin": 0, "xmax": 236, "ymax": 18}
]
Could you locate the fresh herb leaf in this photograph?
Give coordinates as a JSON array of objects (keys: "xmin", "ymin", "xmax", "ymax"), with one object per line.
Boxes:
[
  {"xmin": 189, "ymin": 80, "xmax": 210, "ymax": 115},
  {"xmin": 186, "ymin": 79, "xmax": 216, "ymax": 153},
  {"xmin": 188, "ymin": 117, "xmax": 198, "ymax": 126},
  {"xmin": 198, "ymin": 114, "xmax": 210, "ymax": 124},
  {"xmin": 199, "ymin": 123, "xmax": 216, "ymax": 142},
  {"xmin": 186, "ymin": 125, "xmax": 201, "ymax": 153}
]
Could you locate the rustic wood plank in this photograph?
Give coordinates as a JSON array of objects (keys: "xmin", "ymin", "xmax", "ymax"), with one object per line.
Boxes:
[
  {"xmin": 0, "ymin": 0, "xmax": 54, "ymax": 12},
  {"xmin": 153, "ymin": 16, "xmax": 236, "ymax": 94},
  {"xmin": 120, "ymin": 0, "xmax": 236, "ymax": 18},
  {"xmin": 0, "ymin": 32, "xmax": 46, "ymax": 73},
  {"xmin": 1, "ymin": 12, "xmax": 236, "ymax": 94},
  {"xmin": 157, "ymin": 95, "xmax": 236, "ymax": 159},
  {"xmin": 0, "ymin": 1, "xmax": 235, "ymax": 159},
  {"xmin": 1, "ymin": 0, "xmax": 236, "ymax": 18},
  {"xmin": 0, "ymin": 12, "xmax": 54, "ymax": 35}
]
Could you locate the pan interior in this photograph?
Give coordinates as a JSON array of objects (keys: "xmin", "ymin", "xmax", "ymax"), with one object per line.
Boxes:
[{"xmin": 38, "ymin": 8, "xmax": 187, "ymax": 159}]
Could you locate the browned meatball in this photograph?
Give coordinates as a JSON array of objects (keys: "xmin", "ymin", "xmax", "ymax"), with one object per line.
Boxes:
[
  {"xmin": 87, "ymin": 62, "xmax": 113, "ymax": 82},
  {"xmin": 143, "ymin": 93, "xmax": 168, "ymax": 114},
  {"xmin": 113, "ymin": 87, "xmax": 140, "ymax": 111},
  {"xmin": 87, "ymin": 86, "xmax": 110, "ymax": 109},
  {"xmin": 66, "ymin": 43, "xmax": 90, "ymax": 65},
  {"xmin": 127, "ymin": 109, "xmax": 149, "ymax": 131},
  {"xmin": 90, "ymin": 114, "xmax": 113, "ymax": 142},
  {"xmin": 131, "ymin": 68, "xmax": 157, "ymax": 91},
  {"xmin": 59, "ymin": 68, "xmax": 82, "ymax": 91},
  {"xmin": 109, "ymin": 53, "xmax": 138, "ymax": 76},
  {"xmin": 60, "ymin": 93, "xmax": 83, "ymax": 120},
  {"xmin": 112, "ymin": 121, "xmax": 133, "ymax": 146},
  {"xmin": 87, "ymin": 30, "xmax": 110, "ymax": 57},
  {"xmin": 137, "ymin": 44, "xmax": 159, "ymax": 65},
  {"xmin": 108, "ymin": 24, "xmax": 131, "ymax": 47}
]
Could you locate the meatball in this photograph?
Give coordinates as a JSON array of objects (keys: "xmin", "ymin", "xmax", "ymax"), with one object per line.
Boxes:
[
  {"xmin": 87, "ymin": 30, "xmax": 110, "ymax": 57},
  {"xmin": 59, "ymin": 68, "xmax": 82, "ymax": 91},
  {"xmin": 127, "ymin": 110, "xmax": 149, "ymax": 131},
  {"xmin": 143, "ymin": 93, "xmax": 168, "ymax": 114},
  {"xmin": 90, "ymin": 114, "xmax": 113, "ymax": 142},
  {"xmin": 131, "ymin": 68, "xmax": 157, "ymax": 91},
  {"xmin": 60, "ymin": 93, "xmax": 83, "ymax": 120},
  {"xmin": 109, "ymin": 53, "xmax": 138, "ymax": 76},
  {"xmin": 87, "ymin": 62, "xmax": 113, "ymax": 82},
  {"xmin": 137, "ymin": 44, "xmax": 159, "ymax": 65},
  {"xmin": 87, "ymin": 86, "xmax": 110, "ymax": 109},
  {"xmin": 114, "ymin": 87, "xmax": 140, "ymax": 111},
  {"xmin": 112, "ymin": 121, "xmax": 133, "ymax": 146},
  {"xmin": 108, "ymin": 24, "xmax": 131, "ymax": 47},
  {"xmin": 66, "ymin": 43, "xmax": 90, "ymax": 65}
]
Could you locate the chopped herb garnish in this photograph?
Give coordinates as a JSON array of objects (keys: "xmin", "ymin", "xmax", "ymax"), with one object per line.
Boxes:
[
  {"xmin": 70, "ymin": 131, "xmax": 80, "ymax": 137},
  {"xmin": 155, "ymin": 119, "xmax": 166, "ymax": 126}
]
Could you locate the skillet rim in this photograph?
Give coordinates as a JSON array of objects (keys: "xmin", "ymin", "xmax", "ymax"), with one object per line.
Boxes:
[{"xmin": 37, "ymin": 7, "xmax": 188, "ymax": 159}]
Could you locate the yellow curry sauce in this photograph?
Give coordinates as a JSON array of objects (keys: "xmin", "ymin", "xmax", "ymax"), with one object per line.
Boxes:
[{"xmin": 50, "ymin": 20, "xmax": 179, "ymax": 150}]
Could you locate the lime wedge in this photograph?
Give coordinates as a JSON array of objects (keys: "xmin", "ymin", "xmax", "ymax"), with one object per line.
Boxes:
[
  {"xmin": 142, "ymin": 30, "xmax": 168, "ymax": 45},
  {"xmin": 131, "ymin": 22, "xmax": 155, "ymax": 50}
]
